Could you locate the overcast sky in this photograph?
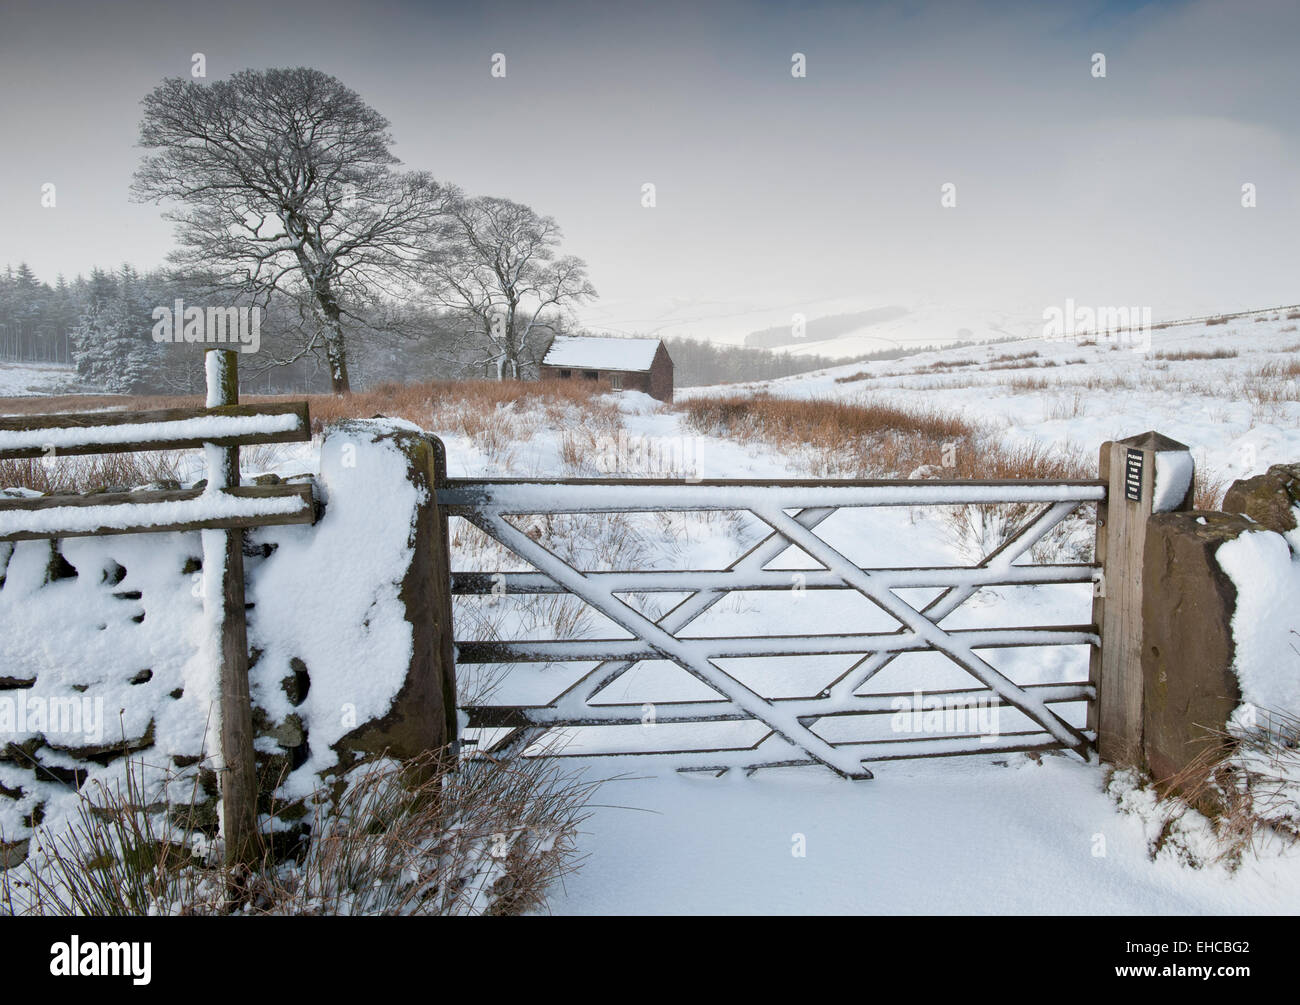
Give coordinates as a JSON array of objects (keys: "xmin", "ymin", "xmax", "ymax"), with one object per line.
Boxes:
[{"xmin": 1, "ymin": 0, "xmax": 1296, "ymax": 341}]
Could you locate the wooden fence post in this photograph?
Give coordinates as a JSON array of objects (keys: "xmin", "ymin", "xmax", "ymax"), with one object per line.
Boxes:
[
  {"xmin": 1089, "ymin": 430, "xmax": 1194, "ymax": 765},
  {"xmin": 203, "ymin": 348, "xmax": 258, "ymax": 868}
]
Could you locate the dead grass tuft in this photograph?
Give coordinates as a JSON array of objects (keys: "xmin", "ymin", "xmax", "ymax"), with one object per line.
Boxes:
[
  {"xmin": 678, "ymin": 394, "xmax": 1094, "ymax": 561},
  {"xmin": 1194, "ymin": 465, "xmax": 1230, "ymax": 510},
  {"xmin": 0, "ymin": 452, "xmax": 185, "ymax": 494},
  {"xmin": 1149, "ymin": 708, "xmax": 1300, "ymax": 867},
  {"xmin": 3, "ymin": 747, "xmax": 599, "ymax": 917},
  {"xmin": 1, "ymin": 378, "xmax": 625, "ymax": 490},
  {"xmin": 1153, "ymin": 348, "xmax": 1239, "ymax": 361},
  {"xmin": 679, "ymin": 394, "xmax": 977, "ymax": 479},
  {"xmin": 1005, "ymin": 375, "xmax": 1053, "ymax": 392}
]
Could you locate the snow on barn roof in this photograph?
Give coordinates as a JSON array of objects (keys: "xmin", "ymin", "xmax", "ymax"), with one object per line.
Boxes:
[{"xmin": 542, "ymin": 336, "xmax": 662, "ymax": 372}]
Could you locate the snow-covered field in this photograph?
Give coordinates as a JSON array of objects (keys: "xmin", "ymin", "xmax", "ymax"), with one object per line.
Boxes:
[{"xmin": 0, "ymin": 361, "xmax": 78, "ymax": 398}]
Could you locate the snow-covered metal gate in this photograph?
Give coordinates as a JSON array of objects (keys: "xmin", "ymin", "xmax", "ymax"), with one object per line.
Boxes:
[{"xmin": 437, "ymin": 476, "xmax": 1107, "ymax": 778}]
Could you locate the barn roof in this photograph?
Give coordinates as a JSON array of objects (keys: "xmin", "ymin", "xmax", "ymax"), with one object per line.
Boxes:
[{"xmin": 542, "ymin": 336, "xmax": 663, "ymax": 372}]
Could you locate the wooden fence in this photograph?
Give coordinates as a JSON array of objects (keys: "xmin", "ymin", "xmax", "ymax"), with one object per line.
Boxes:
[{"xmin": 0, "ymin": 349, "xmax": 313, "ymax": 863}]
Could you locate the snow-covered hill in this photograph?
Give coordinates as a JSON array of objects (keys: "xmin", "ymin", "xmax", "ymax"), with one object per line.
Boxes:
[
  {"xmin": 685, "ymin": 307, "xmax": 1300, "ymax": 498},
  {"xmin": 588, "ymin": 296, "xmax": 1047, "ymax": 357}
]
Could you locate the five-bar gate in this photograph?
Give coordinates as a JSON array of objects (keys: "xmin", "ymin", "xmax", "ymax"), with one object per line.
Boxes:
[{"xmin": 439, "ymin": 475, "xmax": 1107, "ymax": 778}]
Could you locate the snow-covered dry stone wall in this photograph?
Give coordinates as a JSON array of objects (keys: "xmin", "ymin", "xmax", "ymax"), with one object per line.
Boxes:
[
  {"xmin": 1217, "ymin": 464, "xmax": 1300, "ymax": 717},
  {"xmin": 0, "ymin": 419, "xmax": 454, "ymax": 866},
  {"xmin": 1141, "ymin": 463, "xmax": 1300, "ymax": 789}
]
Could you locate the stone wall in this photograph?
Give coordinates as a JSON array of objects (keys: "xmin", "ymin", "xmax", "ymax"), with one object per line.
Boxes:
[
  {"xmin": 1141, "ymin": 512, "xmax": 1248, "ymax": 783},
  {"xmin": 1139, "ymin": 462, "xmax": 1300, "ymax": 790},
  {"xmin": 0, "ymin": 419, "xmax": 455, "ymax": 866}
]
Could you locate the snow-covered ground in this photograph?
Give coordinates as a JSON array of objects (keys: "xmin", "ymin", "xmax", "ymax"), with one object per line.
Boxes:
[
  {"xmin": 549, "ymin": 756, "xmax": 1298, "ymax": 915},
  {"xmin": 0, "ymin": 361, "xmax": 78, "ymax": 398}
]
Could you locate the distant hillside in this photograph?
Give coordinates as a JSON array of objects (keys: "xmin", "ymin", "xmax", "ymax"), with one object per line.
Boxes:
[
  {"xmin": 664, "ymin": 335, "xmax": 948, "ymax": 387},
  {"xmin": 744, "ymin": 306, "xmax": 910, "ymax": 349}
]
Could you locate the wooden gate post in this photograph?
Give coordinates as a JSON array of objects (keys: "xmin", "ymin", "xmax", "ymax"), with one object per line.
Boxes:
[
  {"xmin": 1089, "ymin": 431, "xmax": 1194, "ymax": 765},
  {"xmin": 203, "ymin": 348, "xmax": 259, "ymax": 868},
  {"xmin": 428, "ymin": 435, "xmax": 461, "ymax": 752}
]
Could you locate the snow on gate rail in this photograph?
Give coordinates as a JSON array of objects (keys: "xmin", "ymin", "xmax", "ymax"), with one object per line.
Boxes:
[{"xmin": 438, "ymin": 475, "xmax": 1106, "ymax": 779}]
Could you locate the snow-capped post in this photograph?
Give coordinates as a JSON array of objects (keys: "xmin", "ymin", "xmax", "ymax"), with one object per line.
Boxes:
[
  {"xmin": 1089, "ymin": 431, "xmax": 1194, "ymax": 765},
  {"xmin": 203, "ymin": 348, "xmax": 259, "ymax": 869},
  {"xmin": 315, "ymin": 422, "xmax": 460, "ymax": 765}
]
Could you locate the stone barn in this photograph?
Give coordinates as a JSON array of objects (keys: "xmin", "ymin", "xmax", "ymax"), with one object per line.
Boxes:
[{"xmin": 539, "ymin": 335, "xmax": 674, "ymax": 403}]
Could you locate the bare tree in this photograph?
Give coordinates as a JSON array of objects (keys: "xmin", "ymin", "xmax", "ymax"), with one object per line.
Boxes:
[
  {"xmin": 425, "ymin": 196, "xmax": 596, "ymax": 379},
  {"xmin": 132, "ymin": 67, "xmax": 453, "ymax": 394}
]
